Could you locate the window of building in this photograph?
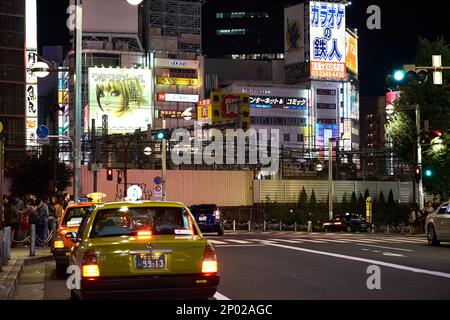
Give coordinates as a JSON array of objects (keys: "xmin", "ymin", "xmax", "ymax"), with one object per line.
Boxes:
[
  {"xmin": 316, "ymin": 89, "xmax": 337, "ymax": 96},
  {"xmin": 216, "ymin": 29, "xmax": 246, "ymax": 36},
  {"xmin": 317, "ymin": 103, "xmax": 336, "ymax": 109},
  {"xmin": 231, "ymin": 12, "xmax": 246, "ymax": 18},
  {"xmin": 216, "ymin": 12, "xmax": 224, "ymax": 19},
  {"xmin": 297, "ymin": 134, "xmax": 304, "ymax": 142},
  {"xmin": 317, "ymin": 118, "xmax": 337, "ymax": 124},
  {"xmin": 284, "ymin": 134, "xmax": 290, "ymax": 142}
]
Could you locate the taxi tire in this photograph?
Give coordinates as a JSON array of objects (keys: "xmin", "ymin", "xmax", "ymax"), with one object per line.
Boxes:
[
  {"xmin": 427, "ymin": 224, "xmax": 440, "ymax": 246},
  {"xmin": 55, "ymin": 263, "xmax": 68, "ymax": 278},
  {"xmin": 70, "ymin": 289, "xmax": 79, "ymax": 301}
]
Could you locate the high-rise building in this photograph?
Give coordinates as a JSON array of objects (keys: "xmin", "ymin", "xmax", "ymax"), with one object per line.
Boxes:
[
  {"xmin": 0, "ymin": 0, "xmax": 25, "ymax": 163},
  {"xmin": 203, "ymin": 0, "xmax": 292, "ymax": 60}
]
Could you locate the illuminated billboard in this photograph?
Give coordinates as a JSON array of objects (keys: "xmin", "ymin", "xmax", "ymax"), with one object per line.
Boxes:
[
  {"xmin": 284, "ymin": 3, "xmax": 305, "ymax": 65},
  {"xmin": 309, "ymin": 1, "xmax": 347, "ymax": 80},
  {"xmin": 210, "ymin": 92, "xmax": 250, "ymax": 130},
  {"xmin": 156, "ymin": 76, "xmax": 198, "ymax": 86},
  {"xmin": 88, "ymin": 67, "xmax": 153, "ymax": 133},
  {"xmin": 346, "ymin": 32, "xmax": 358, "ymax": 74},
  {"xmin": 157, "ymin": 93, "xmax": 199, "ymax": 103}
]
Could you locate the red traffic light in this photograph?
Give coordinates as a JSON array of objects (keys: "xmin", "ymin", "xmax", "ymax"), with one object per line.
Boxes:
[
  {"xmin": 107, "ymin": 169, "xmax": 113, "ymax": 181},
  {"xmin": 415, "ymin": 167, "xmax": 421, "ymax": 175},
  {"xmin": 434, "ymin": 130, "xmax": 443, "ymax": 137}
]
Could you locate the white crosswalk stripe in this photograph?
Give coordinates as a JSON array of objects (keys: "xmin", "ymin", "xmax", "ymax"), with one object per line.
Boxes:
[
  {"xmin": 269, "ymin": 239, "xmax": 304, "ymax": 244},
  {"xmin": 226, "ymin": 239, "xmax": 252, "ymax": 244},
  {"xmin": 208, "ymin": 239, "xmax": 228, "ymax": 245},
  {"xmin": 296, "ymin": 238, "xmax": 328, "ymax": 243}
]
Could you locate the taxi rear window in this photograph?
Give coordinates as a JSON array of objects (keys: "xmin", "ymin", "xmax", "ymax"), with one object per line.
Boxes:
[
  {"xmin": 91, "ymin": 206, "xmax": 194, "ymax": 238},
  {"xmin": 62, "ymin": 207, "xmax": 91, "ymax": 226}
]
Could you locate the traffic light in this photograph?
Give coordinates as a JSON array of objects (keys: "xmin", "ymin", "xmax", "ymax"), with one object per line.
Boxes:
[
  {"xmin": 387, "ymin": 65, "xmax": 428, "ymax": 88},
  {"xmin": 414, "ymin": 167, "xmax": 421, "ymax": 182},
  {"xmin": 424, "ymin": 168, "xmax": 433, "ymax": 177},
  {"xmin": 154, "ymin": 129, "xmax": 169, "ymax": 140},
  {"xmin": 107, "ymin": 169, "xmax": 113, "ymax": 181}
]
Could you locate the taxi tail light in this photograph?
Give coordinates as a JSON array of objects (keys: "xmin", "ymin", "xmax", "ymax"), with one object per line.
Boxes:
[
  {"xmin": 214, "ymin": 210, "xmax": 220, "ymax": 220},
  {"xmin": 202, "ymin": 244, "xmax": 218, "ymax": 274},
  {"xmin": 82, "ymin": 250, "xmax": 99, "ymax": 278},
  {"xmin": 137, "ymin": 230, "xmax": 152, "ymax": 240},
  {"xmin": 53, "ymin": 240, "xmax": 65, "ymax": 249}
]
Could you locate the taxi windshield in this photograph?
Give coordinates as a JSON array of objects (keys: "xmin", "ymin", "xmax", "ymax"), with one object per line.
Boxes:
[
  {"xmin": 62, "ymin": 207, "xmax": 91, "ymax": 226},
  {"xmin": 91, "ymin": 206, "xmax": 192, "ymax": 238}
]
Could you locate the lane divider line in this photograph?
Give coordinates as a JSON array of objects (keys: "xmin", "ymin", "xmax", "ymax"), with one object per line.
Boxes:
[
  {"xmin": 264, "ymin": 242, "xmax": 450, "ymax": 279},
  {"xmin": 356, "ymin": 243, "xmax": 414, "ymax": 252},
  {"xmin": 214, "ymin": 292, "xmax": 231, "ymax": 300}
]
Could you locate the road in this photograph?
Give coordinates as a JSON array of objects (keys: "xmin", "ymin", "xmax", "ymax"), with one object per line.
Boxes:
[{"xmin": 13, "ymin": 232, "xmax": 450, "ymax": 300}]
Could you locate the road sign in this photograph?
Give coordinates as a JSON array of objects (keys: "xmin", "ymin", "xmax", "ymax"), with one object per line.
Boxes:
[
  {"xmin": 154, "ymin": 184, "xmax": 163, "ymax": 199},
  {"xmin": 36, "ymin": 125, "xmax": 49, "ymax": 139},
  {"xmin": 144, "ymin": 147, "xmax": 152, "ymax": 156},
  {"xmin": 154, "ymin": 176, "xmax": 162, "ymax": 185},
  {"xmin": 37, "ymin": 138, "xmax": 50, "ymax": 144},
  {"xmin": 316, "ymin": 164, "xmax": 323, "ymax": 172},
  {"xmin": 127, "ymin": 185, "xmax": 143, "ymax": 201}
]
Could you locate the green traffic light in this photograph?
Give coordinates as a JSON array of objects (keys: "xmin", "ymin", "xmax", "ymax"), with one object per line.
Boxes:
[
  {"xmin": 393, "ymin": 70, "xmax": 406, "ymax": 82},
  {"xmin": 156, "ymin": 132, "xmax": 165, "ymax": 139},
  {"xmin": 425, "ymin": 169, "xmax": 433, "ymax": 177}
]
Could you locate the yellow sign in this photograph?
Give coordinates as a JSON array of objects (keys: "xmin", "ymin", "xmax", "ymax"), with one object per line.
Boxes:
[
  {"xmin": 87, "ymin": 192, "xmax": 106, "ymax": 203},
  {"xmin": 346, "ymin": 32, "xmax": 358, "ymax": 74},
  {"xmin": 0, "ymin": 121, "xmax": 3, "ymax": 133},
  {"xmin": 156, "ymin": 76, "xmax": 198, "ymax": 86},
  {"xmin": 210, "ymin": 91, "xmax": 250, "ymax": 130},
  {"xmin": 197, "ymin": 101, "xmax": 212, "ymax": 124}
]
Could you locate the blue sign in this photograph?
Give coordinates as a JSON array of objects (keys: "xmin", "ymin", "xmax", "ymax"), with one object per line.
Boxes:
[
  {"xmin": 154, "ymin": 176, "xmax": 162, "ymax": 185},
  {"xmin": 36, "ymin": 125, "xmax": 49, "ymax": 139}
]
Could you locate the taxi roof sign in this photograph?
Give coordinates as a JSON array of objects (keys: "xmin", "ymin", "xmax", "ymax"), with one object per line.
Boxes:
[{"xmin": 87, "ymin": 192, "xmax": 106, "ymax": 203}]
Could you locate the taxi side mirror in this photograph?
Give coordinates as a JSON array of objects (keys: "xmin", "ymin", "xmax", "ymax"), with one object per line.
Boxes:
[{"xmin": 65, "ymin": 232, "xmax": 77, "ymax": 241}]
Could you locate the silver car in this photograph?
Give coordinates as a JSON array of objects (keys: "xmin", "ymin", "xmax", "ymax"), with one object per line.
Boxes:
[{"xmin": 426, "ymin": 203, "xmax": 450, "ymax": 246}]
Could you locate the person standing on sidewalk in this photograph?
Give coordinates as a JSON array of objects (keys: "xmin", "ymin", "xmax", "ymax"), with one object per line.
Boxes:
[
  {"xmin": 4, "ymin": 196, "xmax": 22, "ymax": 245},
  {"xmin": 408, "ymin": 205, "xmax": 417, "ymax": 235},
  {"xmin": 35, "ymin": 197, "xmax": 49, "ymax": 248}
]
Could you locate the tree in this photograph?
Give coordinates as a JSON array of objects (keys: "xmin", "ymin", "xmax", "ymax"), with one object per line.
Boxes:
[
  {"xmin": 378, "ymin": 191, "xmax": 386, "ymax": 204},
  {"xmin": 386, "ymin": 38, "xmax": 450, "ymax": 196},
  {"xmin": 6, "ymin": 146, "xmax": 73, "ymax": 197},
  {"xmin": 297, "ymin": 187, "xmax": 308, "ymax": 224},
  {"xmin": 341, "ymin": 193, "xmax": 348, "ymax": 212},
  {"xmin": 350, "ymin": 192, "xmax": 358, "ymax": 214},
  {"xmin": 357, "ymin": 193, "xmax": 365, "ymax": 215},
  {"xmin": 309, "ymin": 189, "xmax": 319, "ymax": 225},
  {"xmin": 364, "ymin": 189, "xmax": 370, "ymax": 201}
]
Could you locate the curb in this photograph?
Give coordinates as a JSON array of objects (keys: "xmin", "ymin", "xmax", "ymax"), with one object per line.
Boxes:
[{"xmin": 0, "ymin": 254, "xmax": 53, "ymax": 300}]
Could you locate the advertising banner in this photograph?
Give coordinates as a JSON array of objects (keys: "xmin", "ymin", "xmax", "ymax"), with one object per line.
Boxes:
[
  {"xmin": 197, "ymin": 99, "xmax": 212, "ymax": 124},
  {"xmin": 156, "ymin": 76, "xmax": 198, "ymax": 86},
  {"xmin": 88, "ymin": 67, "xmax": 152, "ymax": 133},
  {"xmin": 346, "ymin": 32, "xmax": 358, "ymax": 74},
  {"xmin": 309, "ymin": 1, "xmax": 346, "ymax": 80},
  {"xmin": 284, "ymin": 3, "xmax": 305, "ymax": 65},
  {"xmin": 210, "ymin": 92, "xmax": 250, "ymax": 130},
  {"xmin": 157, "ymin": 93, "xmax": 199, "ymax": 103},
  {"xmin": 154, "ymin": 58, "xmax": 199, "ymax": 70}
]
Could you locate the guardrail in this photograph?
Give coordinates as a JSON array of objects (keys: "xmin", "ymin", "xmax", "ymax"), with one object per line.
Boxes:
[{"xmin": 223, "ymin": 220, "xmax": 409, "ymax": 234}]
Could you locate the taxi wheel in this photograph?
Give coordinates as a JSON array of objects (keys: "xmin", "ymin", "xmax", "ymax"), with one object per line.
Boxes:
[
  {"xmin": 70, "ymin": 289, "xmax": 79, "ymax": 301},
  {"xmin": 55, "ymin": 263, "xmax": 68, "ymax": 278},
  {"xmin": 427, "ymin": 225, "xmax": 440, "ymax": 246}
]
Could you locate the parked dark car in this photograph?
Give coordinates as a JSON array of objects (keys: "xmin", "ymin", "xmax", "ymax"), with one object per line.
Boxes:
[
  {"xmin": 323, "ymin": 214, "xmax": 372, "ymax": 233},
  {"xmin": 190, "ymin": 204, "xmax": 224, "ymax": 236}
]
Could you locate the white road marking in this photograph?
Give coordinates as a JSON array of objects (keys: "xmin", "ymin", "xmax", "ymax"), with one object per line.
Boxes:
[
  {"xmin": 214, "ymin": 292, "xmax": 231, "ymax": 300},
  {"xmin": 269, "ymin": 239, "xmax": 304, "ymax": 244},
  {"xmin": 208, "ymin": 239, "xmax": 228, "ymax": 245},
  {"xmin": 264, "ymin": 243, "xmax": 450, "ymax": 279},
  {"xmin": 357, "ymin": 243, "xmax": 414, "ymax": 252},
  {"xmin": 296, "ymin": 239, "xmax": 328, "ymax": 243},
  {"xmin": 317, "ymin": 239, "xmax": 349, "ymax": 243},
  {"xmin": 215, "ymin": 244, "xmax": 265, "ymax": 248},
  {"xmin": 226, "ymin": 239, "xmax": 252, "ymax": 244},
  {"xmin": 381, "ymin": 238, "xmax": 427, "ymax": 244},
  {"xmin": 382, "ymin": 252, "xmax": 406, "ymax": 257}
]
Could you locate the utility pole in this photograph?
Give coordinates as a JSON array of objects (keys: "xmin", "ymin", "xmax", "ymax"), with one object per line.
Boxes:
[
  {"xmin": 73, "ymin": 0, "xmax": 83, "ymax": 201},
  {"xmin": 91, "ymin": 119, "xmax": 97, "ymax": 192},
  {"xmin": 0, "ymin": 125, "xmax": 4, "ymax": 223},
  {"xmin": 328, "ymin": 138, "xmax": 333, "ymax": 220},
  {"xmin": 416, "ymin": 105, "xmax": 424, "ymax": 210},
  {"xmin": 161, "ymin": 118, "xmax": 167, "ymax": 201}
]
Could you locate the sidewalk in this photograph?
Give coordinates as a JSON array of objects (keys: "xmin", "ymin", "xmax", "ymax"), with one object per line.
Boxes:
[{"xmin": 0, "ymin": 247, "xmax": 53, "ymax": 300}]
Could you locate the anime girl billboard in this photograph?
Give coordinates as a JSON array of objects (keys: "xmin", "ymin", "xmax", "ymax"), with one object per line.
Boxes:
[{"xmin": 88, "ymin": 67, "xmax": 152, "ymax": 133}]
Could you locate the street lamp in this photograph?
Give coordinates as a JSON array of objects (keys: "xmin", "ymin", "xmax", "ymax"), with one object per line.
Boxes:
[{"xmin": 72, "ymin": 0, "xmax": 142, "ymax": 201}]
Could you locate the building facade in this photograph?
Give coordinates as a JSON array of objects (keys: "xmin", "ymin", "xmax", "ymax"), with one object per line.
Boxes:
[{"xmin": 0, "ymin": 0, "xmax": 25, "ymax": 162}]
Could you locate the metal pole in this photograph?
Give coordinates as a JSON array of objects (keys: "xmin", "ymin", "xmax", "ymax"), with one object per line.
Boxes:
[
  {"xmin": 233, "ymin": 220, "xmax": 236, "ymax": 231},
  {"xmin": 73, "ymin": 0, "xmax": 83, "ymax": 201},
  {"xmin": 248, "ymin": 220, "xmax": 251, "ymax": 231},
  {"xmin": 416, "ymin": 105, "xmax": 424, "ymax": 210},
  {"xmin": 161, "ymin": 118, "xmax": 167, "ymax": 201},
  {"xmin": 0, "ymin": 136, "xmax": 4, "ymax": 223},
  {"xmin": 4, "ymin": 226, "xmax": 10, "ymax": 260},
  {"xmin": 328, "ymin": 138, "xmax": 333, "ymax": 220},
  {"xmin": 30, "ymin": 224, "xmax": 35, "ymax": 257},
  {"xmin": 0, "ymin": 230, "xmax": 3, "ymax": 271},
  {"xmin": 123, "ymin": 137, "xmax": 129, "ymax": 198},
  {"xmin": 91, "ymin": 119, "xmax": 97, "ymax": 192},
  {"xmin": 263, "ymin": 221, "xmax": 266, "ymax": 232}
]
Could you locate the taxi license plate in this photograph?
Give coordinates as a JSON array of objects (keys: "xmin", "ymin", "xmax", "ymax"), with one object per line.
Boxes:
[
  {"xmin": 135, "ymin": 254, "xmax": 166, "ymax": 270},
  {"xmin": 199, "ymin": 216, "xmax": 207, "ymax": 222}
]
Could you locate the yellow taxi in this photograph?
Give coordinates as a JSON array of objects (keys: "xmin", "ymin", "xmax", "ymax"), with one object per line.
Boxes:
[
  {"xmin": 67, "ymin": 200, "xmax": 219, "ymax": 300},
  {"xmin": 52, "ymin": 193, "xmax": 105, "ymax": 277}
]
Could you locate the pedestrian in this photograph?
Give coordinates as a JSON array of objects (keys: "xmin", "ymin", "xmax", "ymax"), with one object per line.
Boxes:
[
  {"xmin": 48, "ymin": 196, "xmax": 57, "ymax": 232},
  {"xmin": 16, "ymin": 196, "xmax": 25, "ymax": 212},
  {"xmin": 432, "ymin": 197, "xmax": 440, "ymax": 210},
  {"xmin": 34, "ymin": 197, "xmax": 49, "ymax": 248},
  {"xmin": 408, "ymin": 205, "xmax": 417, "ymax": 235},
  {"xmin": 4, "ymin": 196, "xmax": 22, "ymax": 245},
  {"xmin": 21, "ymin": 199, "xmax": 35, "ymax": 241},
  {"xmin": 62, "ymin": 193, "xmax": 70, "ymax": 210},
  {"xmin": 54, "ymin": 197, "xmax": 63, "ymax": 222}
]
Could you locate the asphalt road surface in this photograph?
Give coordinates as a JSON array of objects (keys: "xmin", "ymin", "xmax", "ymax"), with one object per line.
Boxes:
[{"xmin": 13, "ymin": 232, "xmax": 450, "ymax": 300}]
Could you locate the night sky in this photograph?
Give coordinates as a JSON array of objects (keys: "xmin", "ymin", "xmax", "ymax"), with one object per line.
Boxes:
[{"xmin": 37, "ymin": 0, "xmax": 449, "ymax": 97}]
